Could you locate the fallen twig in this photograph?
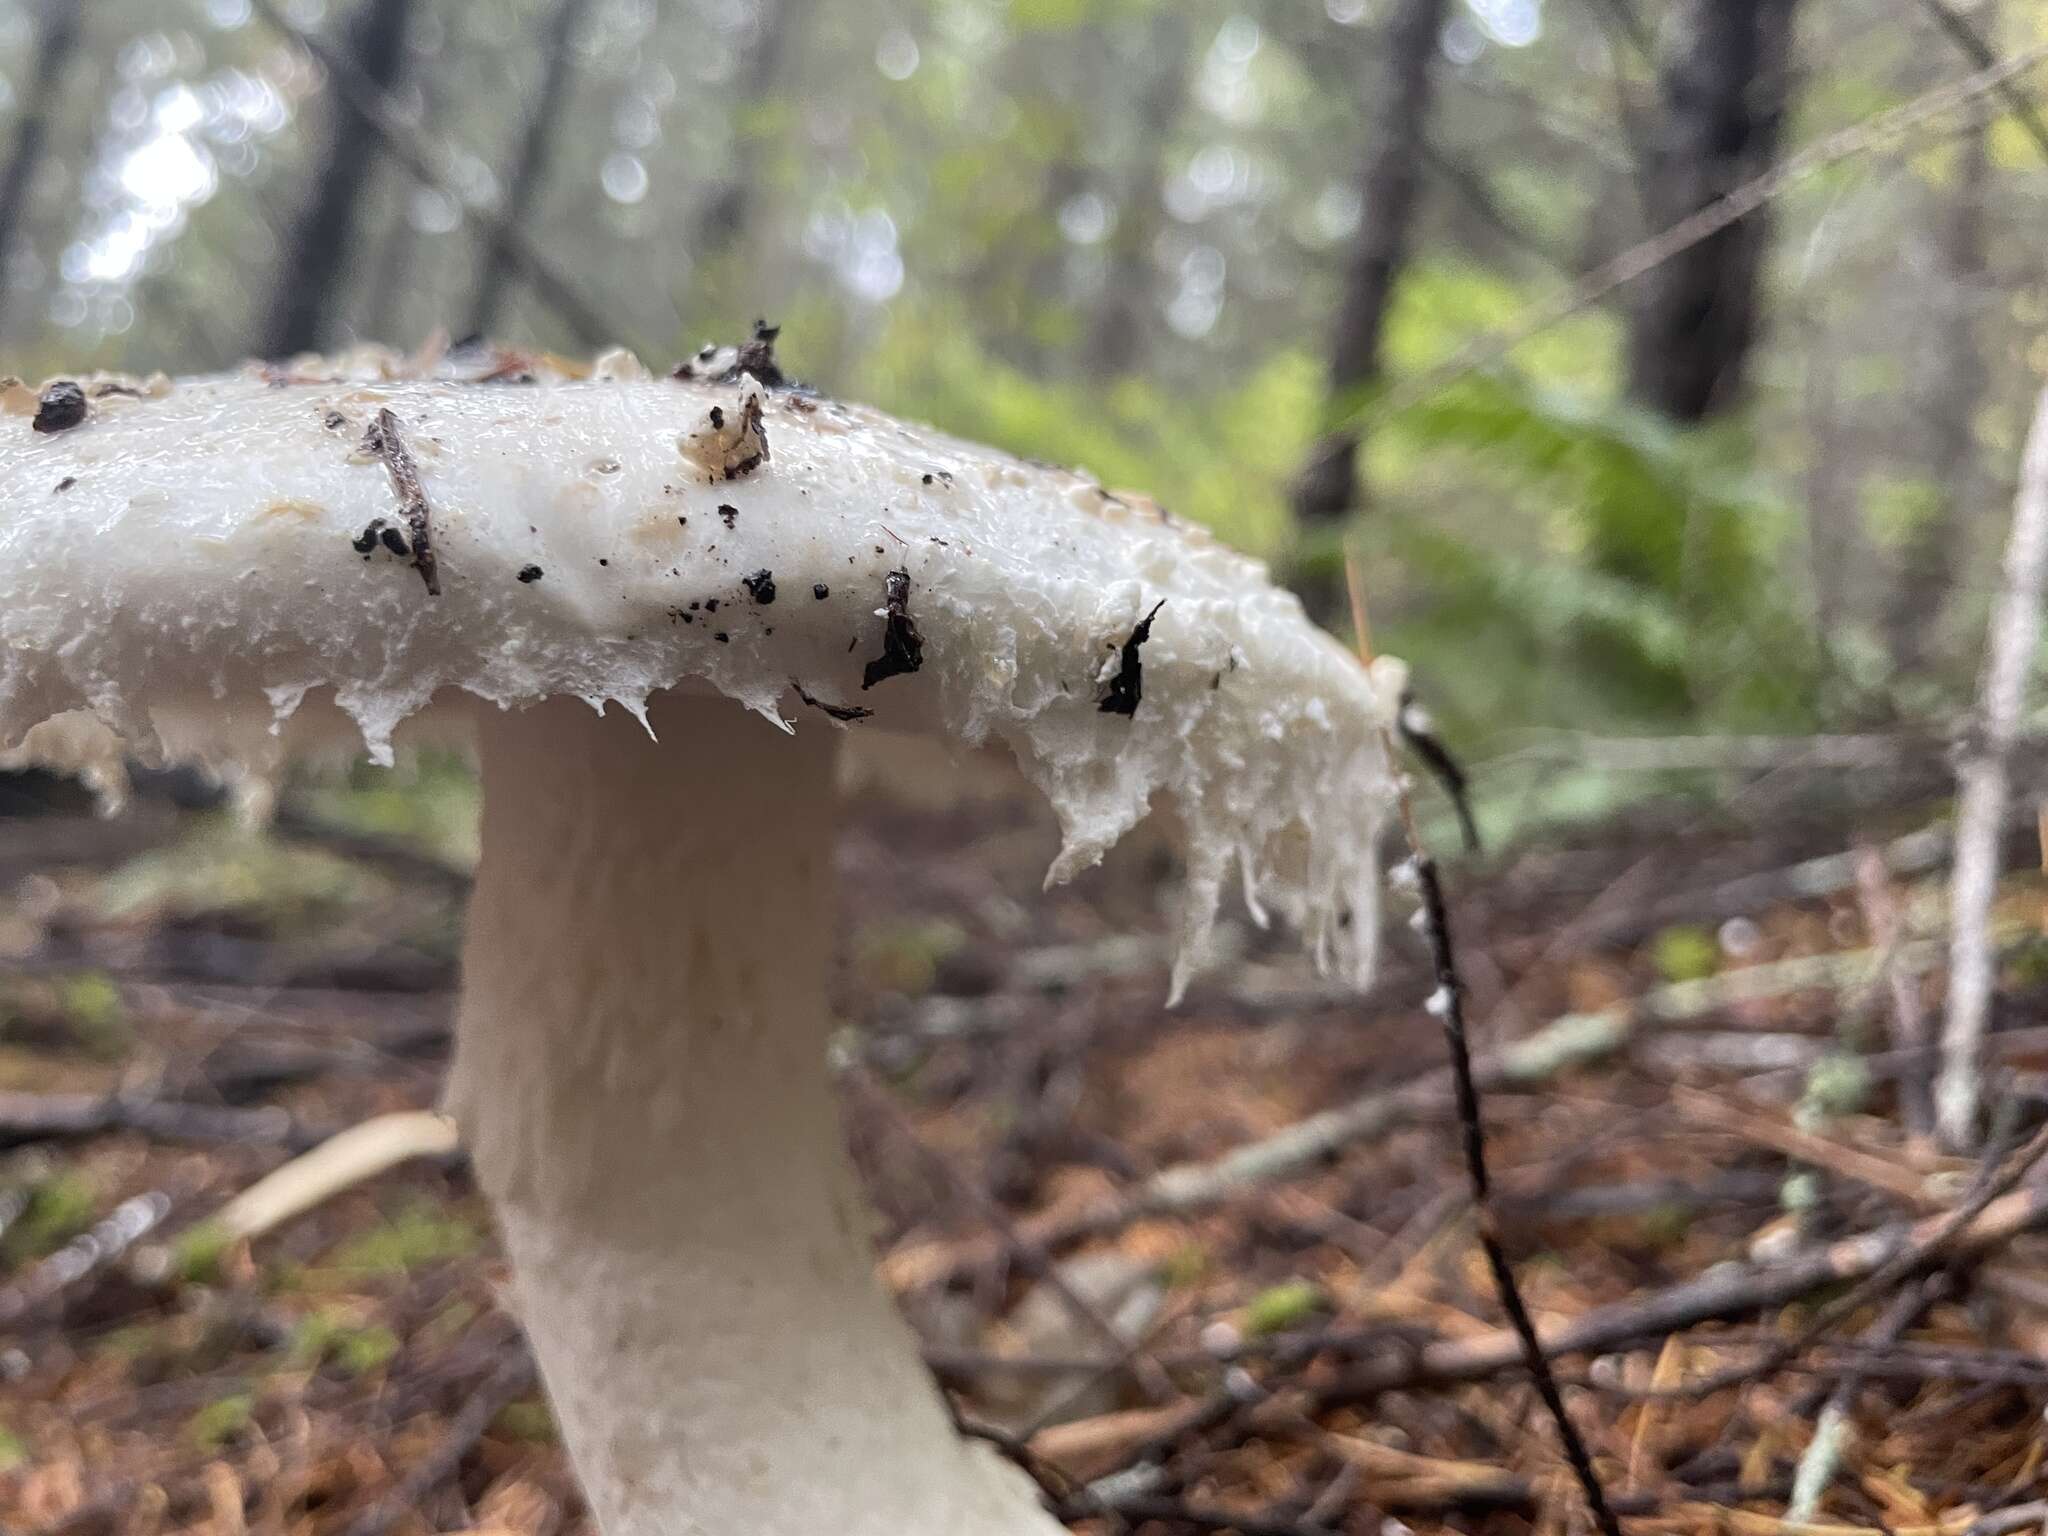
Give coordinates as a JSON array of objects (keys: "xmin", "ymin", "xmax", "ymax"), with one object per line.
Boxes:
[
  {"xmin": 203, "ymin": 1109, "xmax": 461, "ymax": 1244},
  {"xmin": 0, "ymin": 1090, "xmax": 329, "ymax": 1152},
  {"xmin": 0, "ymin": 1189, "xmax": 171, "ymax": 1330},
  {"xmin": 1783, "ymin": 1277, "xmax": 1943, "ymax": 1521},
  {"xmin": 886, "ymin": 936, "xmax": 1964, "ymax": 1292},
  {"xmin": 846, "ymin": 1065, "xmax": 1172, "ymax": 1412},
  {"xmin": 362, "ymin": 409, "xmax": 440, "ymax": 596},
  {"xmin": 1938, "ymin": 384, "xmax": 2048, "ymax": 1149},
  {"xmin": 338, "ymin": 1350, "xmax": 540, "ymax": 1536},
  {"xmin": 1313, "ymin": 1120, "xmax": 2048, "ymax": 1404}
]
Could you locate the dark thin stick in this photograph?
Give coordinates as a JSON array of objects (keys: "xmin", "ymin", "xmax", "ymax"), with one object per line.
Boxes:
[
  {"xmin": 1397, "ymin": 691, "xmax": 1481, "ymax": 853},
  {"xmin": 1414, "ymin": 858, "xmax": 1624, "ymax": 1536},
  {"xmin": 951, "ymin": 1411, "xmax": 1092, "ymax": 1517},
  {"xmin": 1346, "ymin": 556, "xmax": 1623, "ymax": 1536}
]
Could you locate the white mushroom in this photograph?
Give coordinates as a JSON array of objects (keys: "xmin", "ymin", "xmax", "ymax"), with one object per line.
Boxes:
[{"xmin": 0, "ymin": 349, "xmax": 1398, "ymax": 1536}]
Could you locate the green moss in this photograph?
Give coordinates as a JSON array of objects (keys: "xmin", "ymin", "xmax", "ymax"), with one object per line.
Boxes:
[
  {"xmin": 91, "ymin": 1322, "xmax": 175, "ymax": 1364},
  {"xmin": 170, "ymin": 1221, "xmax": 233, "ymax": 1286},
  {"xmin": 328, "ymin": 1203, "xmax": 481, "ymax": 1275},
  {"xmin": 287, "ymin": 1311, "xmax": 400, "ymax": 1377},
  {"xmin": 2006, "ymin": 935, "xmax": 2048, "ymax": 989},
  {"xmin": 419, "ymin": 1297, "xmax": 479, "ymax": 1346},
  {"xmin": 5, "ymin": 1170, "xmax": 97, "ymax": 1264},
  {"xmin": 1241, "ymin": 1279, "xmax": 1326, "ymax": 1337},
  {"xmin": 55, "ymin": 973, "xmax": 130, "ymax": 1060},
  {"xmin": 490, "ymin": 1398, "xmax": 558, "ymax": 1443},
  {"xmin": 1651, "ymin": 925, "xmax": 1719, "ymax": 985},
  {"xmin": 1636, "ymin": 1201, "xmax": 1695, "ymax": 1251},
  {"xmin": 1798, "ymin": 1054, "xmax": 1873, "ymax": 1126},
  {"xmin": 98, "ymin": 816, "xmax": 384, "ymax": 936},
  {"xmin": 0, "ymin": 1427, "xmax": 25, "ymax": 1472},
  {"xmin": 185, "ymin": 1391, "xmax": 255, "ymax": 1451},
  {"xmin": 854, "ymin": 918, "xmax": 969, "ymax": 996},
  {"xmin": 296, "ymin": 750, "xmax": 482, "ymax": 870},
  {"xmin": 1160, "ymin": 1245, "xmax": 1209, "ymax": 1290}
]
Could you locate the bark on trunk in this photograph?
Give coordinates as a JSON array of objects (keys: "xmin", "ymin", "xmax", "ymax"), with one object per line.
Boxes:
[
  {"xmin": 1624, "ymin": 0, "xmax": 1800, "ymax": 424},
  {"xmin": 0, "ymin": 0, "xmax": 85, "ymax": 341},
  {"xmin": 1290, "ymin": 0, "xmax": 1448, "ymax": 533},
  {"xmin": 262, "ymin": 0, "xmax": 419, "ymax": 359},
  {"xmin": 463, "ymin": 0, "xmax": 594, "ymax": 339}
]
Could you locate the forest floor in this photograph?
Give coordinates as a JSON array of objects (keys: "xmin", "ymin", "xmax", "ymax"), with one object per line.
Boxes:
[{"xmin": 0, "ymin": 747, "xmax": 2043, "ymax": 1536}]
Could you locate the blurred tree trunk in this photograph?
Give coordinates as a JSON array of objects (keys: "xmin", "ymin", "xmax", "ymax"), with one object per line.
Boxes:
[
  {"xmin": 1289, "ymin": 0, "xmax": 1448, "ymax": 547},
  {"xmin": 691, "ymin": 0, "xmax": 814, "ymax": 290},
  {"xmin": 262, "ymin": 0, "xmax": 418, "ymax": 359},
  {"xmin": 0, "ymin": 0, "xmax": 85, "ymax": 341},
  {"xmin": 464, "ymin": 0, "xmax": 593, "ymax": 339},
  {"xmin": 1887, "ymin": 89, "xmax": 1991, "ymax": 679},
  {"xmin": 1085, "ymin": 14, "xmax": 1192, "ymax": 379},
  {"xmin": 360, "ymin": 25, "xmax": 449, "ymax": 344},
  {"xmin": 1624, "ymin": 0, "xmax": 1800, "ymax": 424}
]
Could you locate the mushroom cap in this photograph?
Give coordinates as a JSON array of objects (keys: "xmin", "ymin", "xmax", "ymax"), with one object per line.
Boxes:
[{"xmin": 0, "ymin": 347, "xmax": 1395, "ymax": 991}]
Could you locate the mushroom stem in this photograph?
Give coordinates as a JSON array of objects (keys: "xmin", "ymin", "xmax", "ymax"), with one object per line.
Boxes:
[{"xmin": 447, "ymin": 695, "xmax": 1060, "ymax": 1536}]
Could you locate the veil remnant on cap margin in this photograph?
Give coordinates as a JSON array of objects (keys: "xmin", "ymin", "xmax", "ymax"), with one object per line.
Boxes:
[{"xmin": 0, "ymin": 343, "xmax": 1397, "ymax": 998}]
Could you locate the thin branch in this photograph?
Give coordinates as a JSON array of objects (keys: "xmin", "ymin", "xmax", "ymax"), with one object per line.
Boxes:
[
  {"xmin": 1937, "ymin": 384, "xmax": 2048, "ymax": 1149},
  {"xmin": 0, "ymin": 1089, "xmax": 328, "ymax": 1151},
  {"xmin": 245, "ymin": 0, "xmax": 620, "ymax": 348},
  {"xmin": 845, "ymin": 1064, "xmax": 1172, "ymax": 1411},
  {"xmin": 885, "ymin": 935, "xmax": 1967, "ymax": 1291},
  {"xmin": 1910, "ymin": 0, "xmax": 2048, "ymax": 161},
  {"xmin": 0, "ymin": 1190, "xmax": 172, "ymax": 1329},
  {"xmin": 1855, "ymin": 846, "xmax": 1934, "ymax": 1140},
  {"xmin": 1420, "ymin": 139, "xmax": 1573, "ymax": 274},
  {"xmin": 339, "ymin": 1350, "xmax": 540, "ymax": 1536},
  {"xmin": 1347, "ymin": 559, "xmax": 1623, "ymax": 1536},
  {"xmin": 1368, "ymin": 42, "xmax": 2048, "ymax": 423},
  {"xmin": 1783, "ymin": 1277, "xmax": 1943, "ymax": 1521},
  {"xmin": 1314, "ymin": 1133, "xmax": 2048, "ymax": 1404}
]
